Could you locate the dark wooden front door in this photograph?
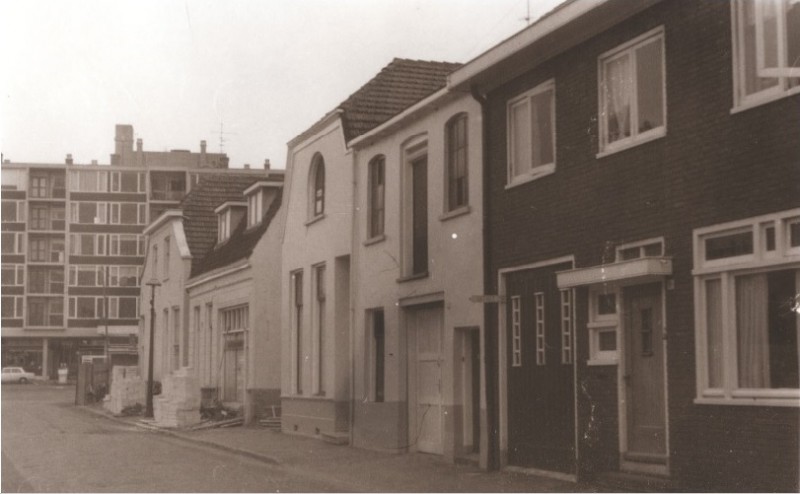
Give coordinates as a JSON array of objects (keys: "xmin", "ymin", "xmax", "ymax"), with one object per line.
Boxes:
[
  {"xmin": 623, "ymin": 283, "xmax": 666, "ymax": 459},
  {"xmin": 506, "ymin": 262, "xmax": 574, "ymax": 473}
]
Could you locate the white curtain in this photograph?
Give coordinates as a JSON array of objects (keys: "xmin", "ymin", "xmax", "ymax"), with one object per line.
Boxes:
[
  {"xmin": 605, "ymin": 55, "xmax": 631, "ymax": 143},
  {"xmin": 736, "ymin": 274, "xmax": 770, "ymax": 388}
]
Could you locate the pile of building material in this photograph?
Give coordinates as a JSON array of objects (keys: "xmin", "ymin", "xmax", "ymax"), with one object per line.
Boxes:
[
  {"xmin": 153, "ymin": 368, "xmax": 201, "ymax": 428},
  {"xmin": 104, "ymin": 366, "xmax": 145, "ymax": 416},
  {"xmin": 258, "ymin": 405, "xmax": 281, "ymax": 430}
]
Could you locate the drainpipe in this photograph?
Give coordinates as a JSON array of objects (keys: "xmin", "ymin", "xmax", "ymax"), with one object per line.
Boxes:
[
  {"xmin": 348, "ymin": 146, "xmax": 359, "ymax": 447},
  {"xmin": 470, "ymin": 85, "xmax": 495, "ymax": 471}
]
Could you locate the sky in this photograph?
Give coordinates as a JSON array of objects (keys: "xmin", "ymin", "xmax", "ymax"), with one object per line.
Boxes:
[{"xmin": 0, "ymin": 0, "xmax": 562, "ymax": 169}]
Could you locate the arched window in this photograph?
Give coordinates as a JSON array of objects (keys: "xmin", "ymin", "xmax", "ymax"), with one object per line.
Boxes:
[
  {"xmin": 445, "ymin": 113, "xmax": 468, "ymax": 211},
  {"xmin": 309, "ymin": 154, "xmax": 325, "ymax": 218}
]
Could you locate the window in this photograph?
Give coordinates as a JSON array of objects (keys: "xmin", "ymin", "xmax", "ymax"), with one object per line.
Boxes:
[
  {"xmin": 70, "ymin": 234, "xmax": 107, "ymax": 256},
  {"xmin": 28, "ymin": 267, "xmax": 64, "ymax": 294},
  {"xmin": 1, "ymin": 265, "xmax": 25, "ymax": 286},
  {"xmin": 369, "ymin": 308, "xmax": 386, "ymax": 402},
  {"xmin": 29, "ymin": 237, "xmax": 63, "ymax": 262},
  {"xmin": 192, "ymin": 306, "xmax": 200, "ymax": 369},
  {"xmin": 309, "ymin": 154, "xmax": 325, "ymax": 218},
  {"xmin": 206, "ymin": 303, "xmax": 214, "ymax": 385},
  {"xmin": 109, "ymin": 266, "xmax": 139, "ymax": 287},
  {"xmin": 598, "ymin": 28, "xmax": 665, "ymax": 153},
  {"xmin": 411, "ymin": 155, "xmax": 428, "ymax": 276},
  {"xmin": 1, "ymin": 296, "xmax": 24, "ymax": 318},
  {"xmin": 2, "ymin": 201, "xmax": 25, "ymax": 222},
  {"xmin": 511, "ymin": 296, "xmax": 522, "ymax": 367},
  {"xmin": 534, "ymin": 292, "xmax": 546, "ymax": 366},
  {"xmin": 732, "ymin": 0, "xmax": 800, "ymax": 109},
  {"xmin": 69, "ymin": 170, "xmax": 108, "ymax": 192},
  {"xmin": 70, "ymin": 202, "xmax": 105, "ymax": 225},
  {"xmin": 109, "ymin": 234, "xmax": 143, "ymax": 256},
  {"xmin": 292, "ymin": 270, "xmax": 304, "ymax": 394},
  {"xmin": 694, "ymin": 209, "xmax": 800, "ymax": 405},
  {"xmin": 368, "ymin": 156, "xmax": 385, "ymax": 239},
  {"xmin": 445, "ymin": 114, "xmax": 469, "ymax": 211},
  {"xmin": 151, "ymin": 244, "xmax": 158, "ymax": 278},
  {"xmin": 247, "ymin": 191, "xmax": 262, "ymax": 228},
  {"xmin": 69, "ymin": 296, "xmax": 98, "ymax": 319},
  {"xmin": 28, "ymin": 297, "xmax": 63, "ymax": 326},
  {"xmin": 106, "ymin": 297, "xmax": 137, "ymax": 319},
  {"xmin": 616, "ymin": 237, "xmax": 665, "ymax": 261},
  {"xmin": 69, "ymin": 265, "xmax": 104, "ymax": 287},
  {"xmin": 163, "ymin": 237, "xmax": 170, "ymax": 278},
  {"xmin": 507, "ymin": 80, "xmax": 555, "ymax": 185},
  {"xmin": 218, "ymin": 211, "xmax": 230, "ymax": 243},
  {"xmin": 31, "ymin": 205, "xmax": 65, "ymax": 230},
  {"xmin": 2, "ymin": 232, "xmax": 25, "ymax": 255},
  {"xmin": 172, "ymin": 307, "xmax": 181, "ymax": 371},
  {"xmin": 313, "ymin": 264, "xmax": 326, "ymax": 395},
  {"xmin": 588, "ymin": 288, "xmax": 619, "ymax": 365},
  {"xmin": 109, "ymin": 202, "xmax": 146, "ymax": 225},
  {"xmin": 110, "ymin": 171, "xmax": 144, "ymax": 193}
]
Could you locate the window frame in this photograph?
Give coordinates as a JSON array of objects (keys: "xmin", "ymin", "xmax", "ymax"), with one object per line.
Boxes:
[
  {"xmin": 693, "ymin": 209, "xmax": 800, "ymax": 406},
  {"xmin": 309, "ymin": 154, "xmax": 326, "ymax": 221},
  {"xmin": 597, "ymin": 26, "xmax": 667, "ymax": 156},
  {"xmin": 367, "ymin": 155, "xmax": 386, "ymax": 241},
  {"xmin": 731, "ymin": 0, "xmax": 800, "ymax": 112},
  {"xmin": 506, "ymin": 79, "xmax": 557, "ymax": 188},
  {"xmin": 444, "ymin": 113, "xmax": 469, "ymax": 212}
]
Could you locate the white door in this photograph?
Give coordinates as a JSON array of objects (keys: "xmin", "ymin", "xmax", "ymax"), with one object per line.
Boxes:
[{"xmin": 409, "ymin": 305, "xmax": 443, "ymax": 454}]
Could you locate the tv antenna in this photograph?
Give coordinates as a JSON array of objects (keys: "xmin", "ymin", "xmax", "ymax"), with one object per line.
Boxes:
[
  {"xmin": 212, "ymin": 122, "xmax": 237, "ymax": 153},
  {"xmin": 521, "ymin": 0, "xmax": 532, "ymax": 25}
]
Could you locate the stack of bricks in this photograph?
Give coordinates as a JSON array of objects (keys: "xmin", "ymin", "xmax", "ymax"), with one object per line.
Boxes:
[
  {"xmin": 104, "ymin": 366, "xmax": 146, "ymax": 416},
  {"xmin": 153, "ymin": 368, "xmax": 201, "ymax": 428}
]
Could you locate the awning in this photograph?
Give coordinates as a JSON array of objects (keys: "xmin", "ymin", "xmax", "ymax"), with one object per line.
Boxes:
[
  {"xmin": 556, "ymin": 257, "xmax": 672, "ymax": 289},
  {"xmin": 96, "ymin": 325, "xmax": 139, "ymax": 337}
]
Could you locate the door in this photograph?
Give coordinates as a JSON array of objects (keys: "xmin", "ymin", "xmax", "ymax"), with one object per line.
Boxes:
[
  {"xmin": 623, "ymin": 283, "xmax": 666, "ymax": 460},
  {"xmin": 409, "ymin": 304, "xmax": 443, "ymax": 454},
  {"xmin": 223, "ymin": 333, "xmax": 244, "ymax": 403},
  {"xmin": 506, "ymin": 262, "xmax": 575, "ymax": 473}
]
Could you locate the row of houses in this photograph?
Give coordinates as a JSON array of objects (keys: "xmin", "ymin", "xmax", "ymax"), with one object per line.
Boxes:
[{"xmin": 136, "ymin": 1, "xmax": 799, "ymax": 491}]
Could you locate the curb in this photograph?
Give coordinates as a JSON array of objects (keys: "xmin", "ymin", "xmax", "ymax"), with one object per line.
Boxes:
[{"xmin": 76, "ymin": 405, "xmax": 280, "ymax": 466}]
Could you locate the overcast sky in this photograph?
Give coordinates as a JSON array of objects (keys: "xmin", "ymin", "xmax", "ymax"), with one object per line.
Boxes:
[{"xmin": 0, "ymin": 0, "xmax": 561, "ymax": 169}]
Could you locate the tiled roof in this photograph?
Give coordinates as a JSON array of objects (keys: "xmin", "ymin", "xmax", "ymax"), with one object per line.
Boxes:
[
  {"xmin": 191, "ymin": 188, "xmax": 283, "ymax": 278},
  {"xmin": 338, "ymin": 58, "xmax": 462, "ymax": 141},
  {"xmin": 178, "ymin": 174, "xmax": 263, "ymax": 274}
]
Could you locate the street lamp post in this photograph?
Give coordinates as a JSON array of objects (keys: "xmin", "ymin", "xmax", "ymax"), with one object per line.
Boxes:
[{"xmin": 145, "ymin": 279, "xmax": 161, "ymax": 418}]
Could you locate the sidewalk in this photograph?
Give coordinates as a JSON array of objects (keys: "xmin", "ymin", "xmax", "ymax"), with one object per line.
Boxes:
[{"xmin": 81, "ymin": 404, "xmax": 601, "ymax": 492}]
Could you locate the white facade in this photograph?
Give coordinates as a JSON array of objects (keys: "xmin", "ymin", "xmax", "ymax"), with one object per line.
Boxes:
[{"xmin": 349, "ymin": 92, "xmax": 486, "ymax": 464}]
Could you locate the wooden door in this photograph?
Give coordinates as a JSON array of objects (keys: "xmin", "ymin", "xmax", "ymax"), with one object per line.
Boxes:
[
  {"xmin": 624, "ymin": 283, "xmax": 666, "ymax": 459},
  {"xmin": 506, "ymin": 262, "xmax": 575, "ymax": 473},
  {"xmin": 410, "ymin": 305, "xmax": 443, "ymax": 454}
]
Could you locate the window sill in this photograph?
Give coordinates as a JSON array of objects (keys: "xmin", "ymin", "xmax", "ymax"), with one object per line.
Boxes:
[
  {"xmin": 587, "ymin": 358, "xmax": 617, "ymax": 366},
  {"xmin": 439, "ymin": 205, "xmax": 471, "ymax": 222},
  {"xmin": 596, "ymin": 128, "xmax": 666, "ymax": 159},
  {"xmin": 505, "ymin": 164, "xmax": 555, "ymax": 190},
  {"xmin": 731, "ymin": 86, "xmax": 800, "ymax": 115},
  {"xmin": 304, "ymin": 214, "xmax": 326, "ymax": 227},
  {"xmin": 396, "ymin": 271, "xmax": 429, "ymax": 284},
  {"xmin": 363, "ymin": 234, "xmax": 386, "ymax": 247},
  {"xmin": 694, "ymin": 396, "xmax": 800, "ymax": 408}
]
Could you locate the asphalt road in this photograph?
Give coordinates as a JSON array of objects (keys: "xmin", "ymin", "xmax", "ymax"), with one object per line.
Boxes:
[{"xmin": 1, "ymin": 385, "xmax": 342, "ymax": 492}]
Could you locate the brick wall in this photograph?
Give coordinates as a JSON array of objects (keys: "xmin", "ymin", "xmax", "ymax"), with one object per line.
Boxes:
[{"xmin": 484, "ymin": 1, "xmax": 800, "ymax": 490}]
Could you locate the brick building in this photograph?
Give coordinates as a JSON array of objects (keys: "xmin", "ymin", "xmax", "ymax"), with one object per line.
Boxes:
[
  {"xmin": 449, "ymin": 0, "xmax": 799, "ymax": 490},
  {"xmin": 1, "ymin": 124, "xmax": 266, "ymax": 381}
]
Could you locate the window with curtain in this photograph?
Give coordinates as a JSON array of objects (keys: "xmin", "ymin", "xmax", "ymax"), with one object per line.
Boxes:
[
  {"xmin": 694, "ymin": 210, "xmax": 800, "ymax": 404},
  {"xmin": 445, "ymin": 114, "xmax": 468, "ymax": 211},
  {"xmin": 599, "ymin": 28, "xmax": 665, "ymax": 152}
]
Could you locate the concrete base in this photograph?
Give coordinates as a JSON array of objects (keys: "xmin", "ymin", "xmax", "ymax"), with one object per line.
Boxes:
[
  {"xmin": 104, "ymin": 366, "xmax": 145, "ymax": 415},
  {"xmin": 153, "ymin": 369, "xmax": 201, "ymax": 428}
]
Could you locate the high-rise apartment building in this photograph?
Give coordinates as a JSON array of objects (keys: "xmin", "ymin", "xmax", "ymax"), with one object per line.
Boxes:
[{"xmin": 1, "ymin": 124, "xmax": 272, "ymax": 380}]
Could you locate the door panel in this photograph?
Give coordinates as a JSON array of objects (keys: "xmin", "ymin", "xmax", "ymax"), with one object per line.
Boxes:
[
  {"xmin": 410, "ymin": 305, "xmax": 443, "ymax": 454},
  {"xmin": 506, "ymin": 262, "xmax": 575, "ymax": 473},
  {"xmin": 624, "ymin": 283, "xmax": 666, "ymax": 457}
]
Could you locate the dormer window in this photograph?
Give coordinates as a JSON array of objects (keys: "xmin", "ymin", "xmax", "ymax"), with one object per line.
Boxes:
[
  {"xmin": 243, "ymin": 180, "xmax": 282, "ymax": 229},
  {"xmin": 214, "ymin": 201, "xmax": 247, "ymax": 244},
  {"xmin": 248, "ymin": 191, "xmax": 263, "ymax": 228}
]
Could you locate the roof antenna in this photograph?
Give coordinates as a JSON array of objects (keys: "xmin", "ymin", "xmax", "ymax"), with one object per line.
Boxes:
[{"xmin": 211, "ymin": 122, "xmax": 237, "ymax": 153}]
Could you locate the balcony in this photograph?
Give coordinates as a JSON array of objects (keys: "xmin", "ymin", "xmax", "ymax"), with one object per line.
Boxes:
[{"xmin": 26, "ymin": 297, "xmax": 64, "ymax": 328}]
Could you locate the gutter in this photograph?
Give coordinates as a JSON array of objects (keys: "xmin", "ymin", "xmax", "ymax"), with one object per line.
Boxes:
[
  {"xmin": 348, "ymin": 146, "xmax": 359, "ymax": 447},
  {"xmin": 185, "ymin": 261, "xmax": 250, "ymax": 290}
]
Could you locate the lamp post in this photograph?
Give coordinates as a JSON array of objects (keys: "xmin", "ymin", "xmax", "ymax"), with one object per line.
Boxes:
[{"xmin": 145, "ymin": 279, "xmax": 161, "ymax": 418}]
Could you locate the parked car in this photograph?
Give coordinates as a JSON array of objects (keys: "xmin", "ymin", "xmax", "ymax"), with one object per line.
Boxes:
[{"xmin": 1, "ymin": 367, "xmax": 35, "ymax": 384}]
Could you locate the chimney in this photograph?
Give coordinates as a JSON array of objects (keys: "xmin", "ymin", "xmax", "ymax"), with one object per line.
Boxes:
[
  {"xmin": 91, "ymin": 160, "xmax": 98, "ymax": 165},
  {"xmin": 115, "ymin": 124, "xmax": 134, "ymax": 155},
  {"xmin": 65, "ymin": 154, "xmax": 73, "ymax": 165},
  {"xmin": 136, "ymin": 138, "xmax": 143, "ymax": 152},
  {"xmin": 263, "ymin": 159, "xmax": 271, "ymax": 170},
  {"xmin": 243, "ymin": 164, "xmax": 250, "ymax": 169},
  {"xmin": 200, "ymin": 140, "xmax": 207, "ymax": 154}
]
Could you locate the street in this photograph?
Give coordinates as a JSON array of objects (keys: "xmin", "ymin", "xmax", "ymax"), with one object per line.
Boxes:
[
  {"xmin": 2, "ymin": 385, "xmax": 595, "ymax": 493},
  {"xmin": 1, "ymin": 385, "xmax": 344, "ymax": 492}
]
